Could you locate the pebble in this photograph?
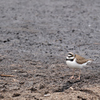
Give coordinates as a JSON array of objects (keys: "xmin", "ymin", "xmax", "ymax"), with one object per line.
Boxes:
[
  {"xmin": 29, "ymin": 87, "xmax": 37, "ymax": 92},
  {"xmin": 44, "ymin": 94, "xmax": 51, "ymax": 97},
  {"xmin": 12, "ymin": 93, "xmax": 21, "ymax": 97},
  {"xmin": 19, "ymin": 81, "xmax": 25, "ymax": 84}
]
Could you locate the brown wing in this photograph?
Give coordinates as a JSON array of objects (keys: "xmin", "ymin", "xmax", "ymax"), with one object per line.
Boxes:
[{"xmin": 75, "ymin": 54, "xmax": 89, "ymax": 64}]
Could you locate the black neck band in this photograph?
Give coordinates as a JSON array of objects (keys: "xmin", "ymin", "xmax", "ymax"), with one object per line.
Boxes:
[{"xmin": 66, "ymin": 59, "xmax": 74, "ymax": 61}]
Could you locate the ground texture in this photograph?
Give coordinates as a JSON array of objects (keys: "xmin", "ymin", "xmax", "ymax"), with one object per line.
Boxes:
[{"xmin": 0, "ymin": 0, "xmax": 100, "ymax": 100}]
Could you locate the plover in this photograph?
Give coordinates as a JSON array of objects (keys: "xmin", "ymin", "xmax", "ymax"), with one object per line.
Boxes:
[{"xmin": 66, "ymin": 52, "xmax": 92, "ymax": 80}]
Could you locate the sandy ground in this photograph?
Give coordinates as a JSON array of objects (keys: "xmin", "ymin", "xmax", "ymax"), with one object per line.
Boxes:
[{"xmin": 0, "ymin": 0, "xmax": 100, "ymax": 100}]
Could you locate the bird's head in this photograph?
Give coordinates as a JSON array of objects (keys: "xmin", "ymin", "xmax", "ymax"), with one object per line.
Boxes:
[{"xmin": 66, "ymin": 52, "xmax": 75, "ymax": 61}]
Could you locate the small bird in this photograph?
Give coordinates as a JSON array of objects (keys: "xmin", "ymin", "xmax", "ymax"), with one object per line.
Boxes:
[{"xmin": 66, "ymin": 52, "xmax": 92, "ymax": 80}]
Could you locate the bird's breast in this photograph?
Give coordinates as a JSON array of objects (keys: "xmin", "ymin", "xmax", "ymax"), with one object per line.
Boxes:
[
  {"xmin": 66, "ymin": 60, "xmax": 76, "ymax": 68},
  {"xmin": 66, "ymin": 59, "xmax": 85, "ymax": 69}
]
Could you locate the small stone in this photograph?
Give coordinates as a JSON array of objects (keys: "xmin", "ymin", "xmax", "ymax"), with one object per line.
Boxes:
[
  {"xmin": 12, "ymin": 93, "xmax": 21, "ymax": 97},
  {"xmin": 39, "ymin": 84, "xmax": 45, "ymax": 89},
  {"xmin": 44, "ymin": 94, "xmax": 50, "ymax": 97},
  {"xmin": 72, "ymin": 29, "xmax": 75, "ymax": 33},
  {"xmin": 30, "ymin": 87, "xmax": 37, "ymax": 92},
  {"xmin": 19, "ymin": 81, "xmax": 25, "ymax": 84},
  {"xmin": 77, "ymin": 96, "xmax": 86, "ymax": 100},
  {"xmin": 69, "ymin": 87, "xmax": 74, "ymax": 90},
  {"xmin": 29, "ymin": 61, "xmax": 37, "ymax": 65}
]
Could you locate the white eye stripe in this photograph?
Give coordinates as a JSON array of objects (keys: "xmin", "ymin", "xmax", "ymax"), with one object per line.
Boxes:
[
  {"xmin": 68, "ymin": 55, "xmax": 72, "ymax": 57},
  {"xmin": 66, "ymin": 56, "xmax": 74, "ymax": 59}
]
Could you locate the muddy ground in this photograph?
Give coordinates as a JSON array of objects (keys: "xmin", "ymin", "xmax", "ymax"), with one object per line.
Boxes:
[{"xmin": 0, "ymin": 0, "xmax": 100, "ymax": 100}]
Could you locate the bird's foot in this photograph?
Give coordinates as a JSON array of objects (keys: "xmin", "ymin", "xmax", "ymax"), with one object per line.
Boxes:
[{"xmin": 70, "ymin": 76, "xmax": 75, "ymax": 79}]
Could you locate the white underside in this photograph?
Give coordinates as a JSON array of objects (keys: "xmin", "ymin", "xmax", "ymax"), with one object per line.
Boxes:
[{"xmin": 66, "ymin": 58, "xmax": 90, "ymax": 69}]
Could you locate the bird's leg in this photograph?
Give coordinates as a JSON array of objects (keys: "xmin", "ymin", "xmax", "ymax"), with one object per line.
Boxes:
[
  {"xmin": 70, "ymin": 69, "xmax": 75, "ymax": 79},
  {"xmin": 77, "ymin": 69, "xmax": 81, "ymax": 80}
]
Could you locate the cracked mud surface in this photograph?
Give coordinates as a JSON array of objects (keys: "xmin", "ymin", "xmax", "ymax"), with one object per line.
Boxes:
[{"xmin": 0, "ymin": 0, "xmax": 100, "ymax": 100}]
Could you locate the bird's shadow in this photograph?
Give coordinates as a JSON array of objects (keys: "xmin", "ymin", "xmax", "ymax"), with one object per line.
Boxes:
[{"xmin": 61, "ymin": 79, "xmax": 81, "ymax": 92}]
